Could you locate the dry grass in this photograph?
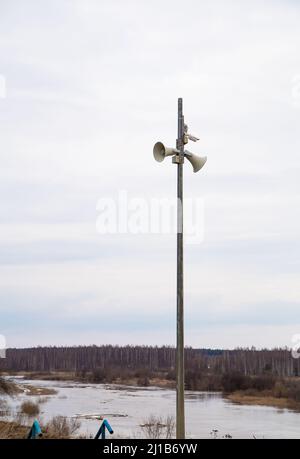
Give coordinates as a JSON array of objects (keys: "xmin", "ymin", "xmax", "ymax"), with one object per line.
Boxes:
[
  {"xmin": 0, "ymin": 398, "xmax": 11, "ymax": 417},
  {"xmin": 21, "ymin": 371, "xmax": 76, "ymax": 382},
  {"xmin": 20, "ymin": 384, "xmax": 57, "ymax": 396},
  {"xmin": 227, "ymin": 392, "xmax": 300, "ymax": 411},
  {"xmin": 140, "ymin": 415, "xmax": 175, "ymax": 439},
  {"xmin": 0, "ymin": 420, "xmax": 28, "ymax": 439},
  {"xmin": 0, "ymin": 415, "xmax": 81, "ymax": 439},
  {"xmin": 20, "ymin": 400, "xmax": 40, "ymax": 417},
  {"xmin": 0, "ymin": 377, "xmax": 20, "ymax": 396},
  {"xmin": 43, "ymin": 416, "xmax": 81, "ymax": 439}
]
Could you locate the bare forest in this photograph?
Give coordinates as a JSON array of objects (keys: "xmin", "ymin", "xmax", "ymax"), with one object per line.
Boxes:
[{"xmin": 0, "ymin": 346, "xmax": 298, "ymax": 379}]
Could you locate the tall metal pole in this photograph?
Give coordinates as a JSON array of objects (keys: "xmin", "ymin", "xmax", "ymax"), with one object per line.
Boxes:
[
  {"xmin": 153, "ymin": 99, "xmax": 206, "ymax": 438},
  {"xmin": 176, "ymin": 97, "xmax": 185, "ymax": 439}
]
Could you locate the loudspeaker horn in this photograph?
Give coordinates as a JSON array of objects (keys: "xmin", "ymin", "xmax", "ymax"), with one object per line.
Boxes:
[
  {"xmin": 153, "ymin": 142, "xmax": 178, "ymax": 162},
  {"xmin": 184, "ymin": 151, "xmax": 207, "ymax": 173}
]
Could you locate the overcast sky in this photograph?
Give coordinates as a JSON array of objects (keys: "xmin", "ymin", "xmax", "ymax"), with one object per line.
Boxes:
[{"xmin": 0, "ymin": 0, "xmax": 300, "ymax": 349}]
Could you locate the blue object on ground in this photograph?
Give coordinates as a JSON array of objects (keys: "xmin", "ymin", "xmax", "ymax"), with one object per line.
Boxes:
[
  {"xmin": 27, "ymin": 419, "xmax": 42, "ymax": 439},
  {"xmin": 94, "ymin": 419, "xmax": 114, "ymax": 439}
]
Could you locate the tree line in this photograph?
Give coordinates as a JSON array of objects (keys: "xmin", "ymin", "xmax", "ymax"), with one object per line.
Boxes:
[{"xmin": 0, "ymin": 346, "xmax": 299, "ymax": 378}]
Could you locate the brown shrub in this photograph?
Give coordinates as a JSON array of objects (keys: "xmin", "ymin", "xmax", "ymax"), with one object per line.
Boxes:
[
  {"xmin": 43, "ymin": 416, "xmax": 81, "ymax": 439},
  {"xmin": 91, "ymin": 368, "xmax": 106, "ymax": 383},
  {"xmin": 273, "ymin": 381, "xmax": 288, "ymax": 398},
  {"xmin": 140, "ymin": 415, "xmax": 175, "ymax": 439},
  {"xmin": 0, "ymin": 377, "xmax": 19, "ymax": 395},
  {"xmin": 284, "ymin": 380, "xmax": 300, "ymax": 402},
  {"xmin": 20, "ymin": 401, "xmax": 40, "ymax": 417},
  {"xmin": 137, "ymin": 376, "xmax": 150, "ymax": 387}
]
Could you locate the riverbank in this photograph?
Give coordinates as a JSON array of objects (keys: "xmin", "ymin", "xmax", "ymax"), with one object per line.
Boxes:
[
  {"xmin": 0, "ymin": 417, "xmax": 83, "ymax": 439},
  {"xmin": 0, "ymin": 376, "xmax": 57, "ymax": 397},
  {"xmin": 2, "ymin": 371, "xmax": 176, "ymax": 390},
  {"xmin": 226, "ymin": 391, "xmax": 300, "ymax": 411}
]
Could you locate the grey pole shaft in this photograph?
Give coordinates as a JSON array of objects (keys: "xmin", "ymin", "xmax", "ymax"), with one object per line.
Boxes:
[{"xmin": 176, "ymin": 98, "xmax": 185, "ymax": 439}]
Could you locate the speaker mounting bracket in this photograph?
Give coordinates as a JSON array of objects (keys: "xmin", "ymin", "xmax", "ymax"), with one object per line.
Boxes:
[{"xmin": 172, "ymin": 155, "xmax": 184, "ymax": 165}]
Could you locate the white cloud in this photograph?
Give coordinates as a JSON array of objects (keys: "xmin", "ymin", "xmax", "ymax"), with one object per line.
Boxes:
[{"xmin": 0, "ymin": 0, "xmax": 300, "ymax": 347}]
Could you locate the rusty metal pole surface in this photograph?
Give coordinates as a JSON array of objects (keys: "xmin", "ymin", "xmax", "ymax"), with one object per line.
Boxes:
[{"xmin": 176, "ymin": 98, "xmax": 185, "ymax": 439}]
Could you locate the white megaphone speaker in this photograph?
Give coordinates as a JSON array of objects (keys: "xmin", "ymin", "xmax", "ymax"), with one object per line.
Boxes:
[
  {"xmin": 184, "ymin": 151, "xmax": 207, "ymax": 173},
  {"xmin": 153, "ymin": 142, "xmax": 178, "ymax": 162}
]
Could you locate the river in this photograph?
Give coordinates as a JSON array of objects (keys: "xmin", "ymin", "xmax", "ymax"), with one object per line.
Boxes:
[{"xmin": 4, "ymin": 378, "xmax": 300, "ymax": 439}]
